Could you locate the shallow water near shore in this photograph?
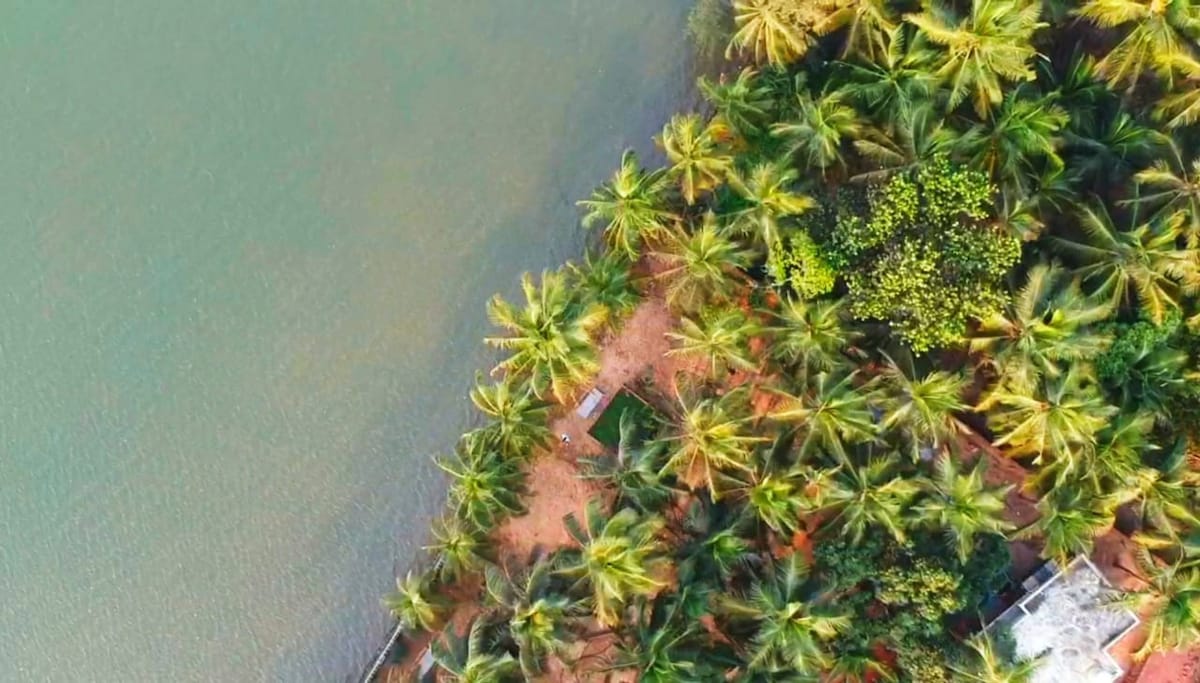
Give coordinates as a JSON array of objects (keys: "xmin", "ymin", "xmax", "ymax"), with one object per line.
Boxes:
[{"xmin": 0, "ymin": 3, "xmax": 692, "ymax": 680}]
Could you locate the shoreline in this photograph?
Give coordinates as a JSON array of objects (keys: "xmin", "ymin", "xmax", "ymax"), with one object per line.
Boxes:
[{"xmin": 357, "ymin": 36, "xmax": 705, "ymax": 683}]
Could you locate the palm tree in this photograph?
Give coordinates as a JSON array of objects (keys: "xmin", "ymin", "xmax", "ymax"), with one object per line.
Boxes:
[
  {"xmin": 1121, "ymin": 444, "xmax": 1200, "ymax": 537},
  {"xmin": 469, "ymin": 377, "xmax": 552, "ymax": 458},
  {"xmin": 431, "ymin": 617, "xmax": 522, "ymax": 683},
  {"xmin": 1038, "ymin": 411, "xmax": 1153, "ymax": 493},
  {"xmin": 969, "ymin": 262, "xmax": 1112, "ymax": 393},
  {"xmin": 979, "ymin": 362, "xmax": 1118, "ymax": 466},
  {"xmin": 1017, "ymin": 484, "xmax": 1117, "ymax": 565},
  {"xmin": 1076, "ymin": 0, "xmax": 1200, "ymax": 89},
  {"xmin": 612, "ymin": 592, "xmax": 738, "ymax": 682},
  {"xmin": 426, "ymin": 516, "xmax": 493, "ymax": 582},
  {"xmin": 1063, "ymin": 110, "xmax": 1168, "ymax": 188},
  {"xmin": 768, "ymin": 371, "xmax": 878, "ymax": 463},
  {"xmin": 726, "ymin": 162, "xmax": 816, "ymax": 251},
  {"xmin": 485, "ymin": 270, "xmax": 606, "ymax": 403},
  {"xmin": 656, "ymin": 113, "xmax": 733, "ymax": 205},
  {"xmin": 558, "ymin": 499, "xmax": 667, "ymax": 627},
  {"xmin": 851, "ymin": 101, "xmax": 958, "ymax": 182},
  {"xmin": 1052, "ymin": 203, "xmax": 1200, "ymax": 324},
  {"xmin": 954, "ymin": 88, "xmax": 1069, "ymax": 199},
  {"xmin": 698, "ymin": 68, "xmax": 772, "ymax": 138},
  {"xmin": 949, "ymin": 630, "xmax": 1044, "ymax": 682},
  {"xmin": 771, "ymin": 90, "xmax": 864, "ymax": 172},
  {"xmin": 875, "ymin": 353, "xmax": 969, "ymax": 461},
  {"xmin": 1157, "ymin": 53, "xmax": 1200, "ymax": 128},
  {"xmin": 904, "ymin": 0, "xmax": 1045, "ymax": 116},
  {"xmin": 730, "ymin": 433, "xmax": 822, "ymax": 536},
  {"xmin": 727, "ymin": 0, "xmax": 814, "ymax": 65},
  {"xmin": 383, "ymin": 570, "xmax": 449, "ymax": 632},
  {"xmin": 1130, "ymin": 153, "xmax": 1200, "ymax": 247},
  {"xmin": 717, "ymin": 553, "xmax": 850, "ymax": 675},
  {"xmin": 565, "ymin": 249, "xmax": 640, "ymax": 320},
  {"xmin": 819, "ymin": 0, "xmax": 897, "ymax": 62},
  {"xmin": 578, "ymin": 149, "xmax": 676, "ymax": 259},
  {"xmin": 662, "ymin": 391, "xmax": 768, "ymax": 493},
  {"xmin": 914, "ymin": 457, "xmax": 1014, "ymax": 561},
  {"xmin": 838, "ymin": 27, "xmax": 940, "ymax": 123},
  {"xmin": 482, "ymin": 560, "xmax": 582, "ymax": 678},
  {"xmin": 438, "ymin": 440, "xmax": 526, "ymax": 531},
  {"xmin": 822, "ymin": 456, "xmax": 920, "ymax": 543},
  {"xmin": 767, "ymin": 296, "xmax": 859, "ymax": 379},
  {"xmin": 579, "ymin": 411, "xmax": 677, "ymax": 515},
  {"xmin": 1125, "ymin": 553, "xmax": 1200, "ymax": 658},
  {"xmin": 667, "ymin": 307, "xmax": 761, "ymax": 378},
  {"xmin": 654, "ymin": 218, "xmax": 753, "ymax": 314}
]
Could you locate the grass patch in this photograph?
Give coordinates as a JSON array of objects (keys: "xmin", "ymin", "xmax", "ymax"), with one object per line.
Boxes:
[{"xmin": 588, "ymin": 390, "xmax": 658, "ymax": 450}]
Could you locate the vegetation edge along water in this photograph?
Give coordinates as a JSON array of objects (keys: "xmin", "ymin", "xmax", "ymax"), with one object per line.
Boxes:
[{"xmin": 378, "ymin": 0, "xmax": 1200, "ymax": 680}]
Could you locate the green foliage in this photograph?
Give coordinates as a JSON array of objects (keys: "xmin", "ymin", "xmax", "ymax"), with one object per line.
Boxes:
[
  {"xmin": 825, "ymin": 158, "xmax": 1020, "ymax": 351},
  {"xmin": 767, "ymin": 230, "xmax": 837, "ymax": 299}
]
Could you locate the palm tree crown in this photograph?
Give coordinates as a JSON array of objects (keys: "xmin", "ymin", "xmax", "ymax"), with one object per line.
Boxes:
[
  {"xmin": 905, "ymin": 0, "xmax": 1045, "ymax": 116},
  {"xmin": 485, "ymin": 270, "xmax": 606, "ymax": 403},
  {"xmin": 579, "ymin": 149, "xmax": 676, "ymax": 259}
]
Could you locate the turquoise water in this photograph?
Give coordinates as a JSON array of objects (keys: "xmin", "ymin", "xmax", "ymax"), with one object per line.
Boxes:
[{"xmin": 0, "ymin": 3, "xmax": 691, "ymax": 680}]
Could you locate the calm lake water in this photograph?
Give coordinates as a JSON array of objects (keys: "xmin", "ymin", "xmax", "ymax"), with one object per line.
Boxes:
[{"xmin": 0, "ymin": 2, "xmax": 691, "ymax": 680}]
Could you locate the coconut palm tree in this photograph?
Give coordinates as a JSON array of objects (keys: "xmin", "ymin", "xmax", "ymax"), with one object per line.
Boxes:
[
  {"xmin": 1052, "ymin": 202, "xmax": 1200, "ymax": 324},
  {"xmin": 1130, "ymin": 152, "xmax": 1200, "ymax": 247},
  {"xmin": 820, "ymin": 0, "xmax": 897, "ymax": 62},
  {"xmin": 875, "ymin": 353, "xmax": 969, "ymax": 462},
  {"xmin": 1017, "ymin": 484, "xmax": 1117, "ymax": 565},
  {"xmin": 482, "ymin": 560, "xmax": 583, "ymax": 678},
  {"xmin": 1063, "ymin": 110, "xmax": 1168, "ymax": 189},
  {"xmin": 904, "ymin": 0, "xmax": 1045, "ymax": 117},
  {"xmin": 667, "ymin": 307, "xmax": 761, "ymax": 378},
  {"xmin": 969, "ymin": 262, "xmax": 1112, "ymax": 393},
  {"xmin": 1038, "ymin": 411, "xmax": 1153, "ymax": 493},
  {"xmin": 431, "ymin": 617, "xmax": 522, "ymax": 683},
  {"xmin": 729, "ymin": 432, "xmax": 822, "ymax": 536},
  {"xmin": 612, "ymin": 592, "xmax": 738, "ymax": 682},
  {"xmin": 558, "ymin": 499, "xmax": 667, "ymax": 627},
  {"xmin": 1076, "ymin": 0, "xmax": 1200, "ymax": 89},
  {"xmin": 657, "ymin": 113, "xmax": 733, "ymax": 205},
  {"xmin": 565, "ymin": 249, "xmax": 640, "ymax": 320},
  {"xmin": 727, "ymin": 0, "xmax": 814, "ymax": 65},
  {"xmin": 468, "ymin": 377, "xmax": 552, "ymax": 459},
  {"xmin": 654, "ymin": 217, "xmax": 753, "ymax": 314},
  {"xmin": 662, "ymin": 391, "xmax": 769, "ymax": 493},
  {"xmin": 1157, "ymin": 53, "xmax": 1200, "ymax": 128},
  {"xmin": 1121, "ymin": 444, "xmax": 1200, "ymax": 537},
  {"xmin": 438, "ymin": 439, "xmax": 527, "ymax": 531},
  {"xmin": 768, "ymin": 370, "xmax": 879, "ymax": 463},
  {"xmin": 979, "ymin": 362, "xmax": 1118, "ymax": 466},
  {"xmin": 838, "ymin": 27, "xmax": 941, "ymax": 123},
  {"xmin": 914, "ymin": 457, "xmax": 1014, "ymax": 561},
  {"xmin": 725, "ymin": 162, "xmax": 816, "ymax": 251},
  {"xmin": 771, "ymin": 90, "xmax": 865, "ymax": 172},
  {"xmin": 383, "ymin": 570, "xmax": 449, "ymax": 633},
  {"xmin": 579, "ymin": 149, "xmax": 676, "ymax": 259},
  {"xmin": 698, "ymin": 68, "xmax": 773, "ymax": 138},
  {"xmin": 822, "ymin": 455, "xmax": 920, "ymax": 543},
  {"xmin": 1125, "ymin": 552, "xmax": 1200, "ymax": 658},
  {"xmin": 485, "ymin": 270, "xmax": 606, "ymax": 403},
  {"xmin": 949, "ymin": 630, "xmax": 1044, "ymax": 682},
  {"xmin": 716, "ymin": 553, "xmax": 850, "ymax": 675},
  {"xmin": 851, "ymin": 100, "xmax": 958, "ymax": 182},
  {"xmin": 954, "ymin": 88, "xmax": 1069, "ymax": 199},
  {"xmin": 427, "ymin": 516, "xmax": 494, "ymax": 582},
  {"xmin": 579, "ymin": 411, "xmax": 677, "ymax": 515},
  {"xmin": 768, "ymin": 296, "xmax": 859, "ymax": 379}
]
